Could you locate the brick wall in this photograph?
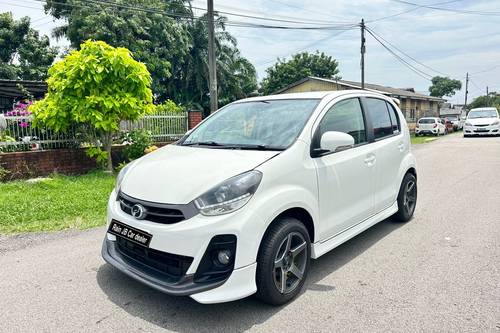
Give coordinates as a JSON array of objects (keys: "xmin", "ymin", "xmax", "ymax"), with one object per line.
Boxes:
[
  {"xmin": 188, "ymin": 110, "xmax": 203, "ymax": 129},
  {"xmin": 0, "ymin": 148, "xmax": 98, "ymax": 180}
]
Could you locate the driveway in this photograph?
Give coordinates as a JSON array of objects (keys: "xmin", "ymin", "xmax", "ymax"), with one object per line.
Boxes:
[{"xmin": 1, "ymin": 134, "xmax": 499, "ymax": 332}]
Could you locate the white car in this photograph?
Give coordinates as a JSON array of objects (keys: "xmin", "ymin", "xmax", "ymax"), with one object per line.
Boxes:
[
  {"xmin": 102, "ymin": 91, "xmax": 418, "ymax": 305},
  {"xmin": 441, "ymin": 115, "xmax": 462, "ymax": 131},
  {"xmin": 463, "ymin": 107, "xmax": 500, "ymax": 137},
  {"xmin": 415, "ymin": 117, "xmax": 446, "ymax": 136}
]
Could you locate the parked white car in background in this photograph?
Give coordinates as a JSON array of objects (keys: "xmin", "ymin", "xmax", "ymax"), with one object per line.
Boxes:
[
  {"xmin": 441, "ymin": 115, "xmax": 462, "ymax": 131},
  {"xmin": 464, "ymin": 107, "xmax": 500, "ymax": 137},
  {"xmin": 415, "ymin": 117, "xmax": 446, "ymax": 136},
  {"xmin": 102, "ymin": 90, "xmax": 418, "ymax": 305}
]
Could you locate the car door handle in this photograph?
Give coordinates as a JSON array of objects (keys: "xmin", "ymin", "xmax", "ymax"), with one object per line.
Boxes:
[{"xmin": 364, "ymin": 155, "xmax": 376, "ymax": 166}]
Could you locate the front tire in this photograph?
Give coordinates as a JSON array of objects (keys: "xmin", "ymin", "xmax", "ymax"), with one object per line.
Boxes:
[
  {"xmin": 393, "ymin": 173, "xmax": 417, "ymax": 222},
  {"xmin": 255, "ymin": 217, "xmax": 311, "ymax": 305}
]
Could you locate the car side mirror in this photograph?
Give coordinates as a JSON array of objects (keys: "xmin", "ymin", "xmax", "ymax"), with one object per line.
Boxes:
[{"xmin": 320, "ymin": 131, "xmax": 355, "ymax": 154}]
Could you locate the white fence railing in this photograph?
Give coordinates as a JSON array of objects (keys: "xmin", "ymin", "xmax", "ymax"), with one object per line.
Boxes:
[{"xmin": 0, "ymin": 111, "xmax": 188, "ymax": 152}]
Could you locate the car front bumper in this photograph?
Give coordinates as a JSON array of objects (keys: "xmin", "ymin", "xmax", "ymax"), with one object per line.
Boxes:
[
  {"xmin": 101, "ymin": 190, "xmax": 260, "ymax": 303},
  {"xmin": 464, "ymin": 124, "xmax": 500, "ymax": 135}
]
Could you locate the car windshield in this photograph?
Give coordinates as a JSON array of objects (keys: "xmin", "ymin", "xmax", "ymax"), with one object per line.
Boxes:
[
  {"xmin": 419, "ymin": 118, "xmax": 436, "ymax": 124},
  {"xmin": 180, "ymin": 99, "xmax": 319, "ymax": 150},
  {"xmin": 468, "ymin": 110, "xmax": 499, "ymax": 119},
  {"xmin": 443, "ymin": 116, "xmax": 457, "ymax": 120}
]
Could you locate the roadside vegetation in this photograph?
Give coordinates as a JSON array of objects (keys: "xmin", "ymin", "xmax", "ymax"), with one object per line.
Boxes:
[
  {"xmin": 411, "ymin": 134, "xmax": 438, "ymax": 145},
  {"xmin": 0, "ymin": 171, "xmax": 115, "ymax": 233}
]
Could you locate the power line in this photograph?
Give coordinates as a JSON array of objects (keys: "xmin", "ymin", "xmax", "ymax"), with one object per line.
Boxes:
[
  {"xmin": 470, "ymin": 64, "xmax": 500, "ymax": 75},
  {"xmin": 255, "ymin": 28, "xmax": 355, "ymax": 68},
  {"xmin": 367, "ymin": 0, "xmax": 464, "ymax": 23},
  {"xmin": 388, "ymin": 0, "xmax": 500, "ymax": 16},
  {"xmin": 22, "ymin": 0, "xmax": 358, "ymax": 29},
  {"xmin": 366, "ymin": 26, "xmax": 454, "ymax": 78},
  {"xmin": 365, "ymin": 27, "xmax": 434, "ymax": 81}
]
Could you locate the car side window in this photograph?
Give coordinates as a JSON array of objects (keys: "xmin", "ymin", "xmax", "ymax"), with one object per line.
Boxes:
[
  {"xmin": 386, "ymin": 102, "xmax": 400, "ymax": 134},
  {"xmin": 365, "ymin": 98, "xmax": 393, "ymax": 140},
  {"xmin": 317, "ymin": 98, "xmax": 367, "ymax": 145}
]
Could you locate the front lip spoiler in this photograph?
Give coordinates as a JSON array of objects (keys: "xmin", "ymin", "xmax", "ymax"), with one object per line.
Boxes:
[{"xmin": 101, "ymin": 238, "xmax": 226, "ymax": 296}]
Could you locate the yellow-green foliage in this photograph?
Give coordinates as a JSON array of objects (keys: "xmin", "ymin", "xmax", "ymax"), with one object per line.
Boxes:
[{"xmin": 30, "ymin": 40, "xmax": 155, "ymax": 132}]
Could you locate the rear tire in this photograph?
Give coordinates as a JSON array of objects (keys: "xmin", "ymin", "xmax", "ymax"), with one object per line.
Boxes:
[
  {"xmin": 255, "ymin": 217, "xmax": 311, "ymax": 306},
  {"xmin": 393, "ymin": 173, "xmax": 417, "ymax": 222}
]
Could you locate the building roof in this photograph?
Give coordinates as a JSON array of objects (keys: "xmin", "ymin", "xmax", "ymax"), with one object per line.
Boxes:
[
  {"xmin": 0, "ymin": 79, "xmax": 47, "ymax": 99},
  {"xmin": 276, "ymin": 76, "xmax": 445, "ymax": 102}
]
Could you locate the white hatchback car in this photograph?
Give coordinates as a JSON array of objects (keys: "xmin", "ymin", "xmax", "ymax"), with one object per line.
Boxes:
[
  {"xmin": 415, "ymin": 117, "xmax": 446, "ymax": 136},
  {"xmin": 102, "ymin": 91, "xmax": 418, "ymax": 305},
  {"xmin": 463, "ymin": 107, "xmax": 500, "ymax": 137}
]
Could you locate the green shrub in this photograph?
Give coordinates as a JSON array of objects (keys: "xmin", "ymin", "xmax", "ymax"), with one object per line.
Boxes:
[{"xmin": 121, "ymin": 129, "xmax": 153, "ymax": 161}]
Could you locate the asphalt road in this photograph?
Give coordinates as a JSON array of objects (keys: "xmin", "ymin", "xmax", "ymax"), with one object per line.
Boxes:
[{"xmin": 1, "ymin": 134, "xmax": 499, "ymax": 333}]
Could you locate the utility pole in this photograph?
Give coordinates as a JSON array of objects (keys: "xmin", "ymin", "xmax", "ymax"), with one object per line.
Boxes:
[
  {"xmin": 486, "ymin": 86, "xmax": 489, "ymax": 106},
  {"xmin": 360, "ymin": 19, "xmax": 366, "ymax": 89},
  {"xmin": 464, "ymin": 72, "xmax": 469, "ymax": 113},
  {"xmin": 207, "ymin": 0, "xmax": 218, "ymax": 113}
]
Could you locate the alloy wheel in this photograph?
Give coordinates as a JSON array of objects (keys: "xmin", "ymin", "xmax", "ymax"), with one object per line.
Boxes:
[
  {"xmin": 273, "ymin": 232, "xmax": 307, "ymax": 294},
  {"xmin": 403, "ymin": 180, "xmax": 417, "ymax": 215}
]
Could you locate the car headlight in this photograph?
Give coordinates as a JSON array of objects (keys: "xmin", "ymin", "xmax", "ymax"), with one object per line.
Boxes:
[
  {"xmin": 115, "ymin": 161, "xmax": 135, "ymax": 193},
  {"xmin": 465, "ymin": 122, "xmax": 472, "ymax": 126},
  {"xmin": 491, "ymin": 120, "xmax": 499, "ymax": 126},
  {"xmin": 194, "ymin": 171, "xmax": 263, "ymax": 216}
]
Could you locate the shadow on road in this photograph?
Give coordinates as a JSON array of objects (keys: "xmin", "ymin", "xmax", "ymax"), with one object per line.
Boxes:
[{"xmin": 96, "ymin": 218, "xmax": 405, "ymax": 332}]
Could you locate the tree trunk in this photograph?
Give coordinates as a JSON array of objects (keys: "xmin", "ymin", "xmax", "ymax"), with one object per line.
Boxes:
[{"xmin": 104, "ymin": 132, "xmax": 113, "ymax": 173}]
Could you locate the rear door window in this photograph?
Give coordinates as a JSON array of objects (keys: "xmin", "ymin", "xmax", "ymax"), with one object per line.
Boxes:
[
  {"xmin": 386, "ymin": 102, "xmax": 400, "ymax": 134},
  {"xmin": 365, "ymin": 98, "xmax": 393, "ymax": 140}
]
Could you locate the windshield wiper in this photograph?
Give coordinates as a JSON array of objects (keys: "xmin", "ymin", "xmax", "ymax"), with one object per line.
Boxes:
[
  {"xmin": 229, "ymin": 144, "xmax": 285, "ymax": 151},
  {"xmin": 182, "ymin": 141, "xmax": 225, "ymax": 147}
]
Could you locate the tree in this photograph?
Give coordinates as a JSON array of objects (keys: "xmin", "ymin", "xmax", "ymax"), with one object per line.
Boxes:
[
  {"xmin": 43, "ymin": 1, "xmax": 257, "ymax": 111},
  {"xmin": 428, "ymin": 76, "xmax": 462, "ymax": 98},
  {"xmin": 44, "ymin": 0, "xmax": 190, "ymax": 101},
  {"xmin": 468, "ymin": 92, "xmax": 500, "ymax": 110},
  {"xmin": 166, "ymin": 15, "xmax": 257, "ymax": 112},
  {"xmin": 261, "ymin": 51, "xmax": 341, "ymax": 95},
  {"xmin": 0, "ymin": 12, "xmax": 58, "ymax": 80},
  {"xmin": 30, "ymin": 40, "xmax": 155, "ymax": 172}
]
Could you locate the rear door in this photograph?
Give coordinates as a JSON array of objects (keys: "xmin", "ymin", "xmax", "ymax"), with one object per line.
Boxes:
[
  {"xmin": 312, "ymin": 97, "xmax": 376, "ymax": 240},
  {"xmin": 362, "ymin": 98, "xmax": 405, "ymax": 213}
]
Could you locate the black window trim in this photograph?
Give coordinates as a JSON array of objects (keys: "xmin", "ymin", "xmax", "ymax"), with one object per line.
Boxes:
[
  {"xmin": 360, "ymin": 97, "xmax": 403, "ymax": 143},
  {"xmin": 310, "ymin": 97, "xmax": 370, "ymax": 158}
]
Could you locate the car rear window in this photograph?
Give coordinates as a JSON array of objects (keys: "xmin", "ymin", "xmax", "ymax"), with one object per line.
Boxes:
[{"xmin": 419, "ymin": 118, "xmax": 435, "ymax": 124}]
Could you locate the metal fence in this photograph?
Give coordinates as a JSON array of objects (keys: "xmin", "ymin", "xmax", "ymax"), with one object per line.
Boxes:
[
  {"xmin": 120, "ymin": 111, "xmax": 188, "ymax": 142},
  {"xmin": 0, "ymin": 111, "xmax": 188, "ymax": 153}
]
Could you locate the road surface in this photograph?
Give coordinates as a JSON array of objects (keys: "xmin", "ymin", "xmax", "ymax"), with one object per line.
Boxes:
[{"xmin": 1, "ymin": 134, "xmax": 499, "ymax": 332}]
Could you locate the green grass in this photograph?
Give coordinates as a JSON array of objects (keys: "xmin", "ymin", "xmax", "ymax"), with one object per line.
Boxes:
[
  {"xmin": 0, "ymin": 171, "xmax": 115, "ymax": 234},
  {"xmin": 410, "ymin": 134, "xmax": 439, "ymax": 145}
]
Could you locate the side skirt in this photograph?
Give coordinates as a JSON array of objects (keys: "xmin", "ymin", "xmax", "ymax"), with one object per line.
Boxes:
[{"xmin": 311, "ymin": 201, "xmax": 398, "ymax": 259}]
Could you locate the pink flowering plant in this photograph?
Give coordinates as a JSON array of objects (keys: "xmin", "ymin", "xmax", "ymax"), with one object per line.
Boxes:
[{"xmin": 5, "ymin": 100, "xmax": 33, "ymax": 128}]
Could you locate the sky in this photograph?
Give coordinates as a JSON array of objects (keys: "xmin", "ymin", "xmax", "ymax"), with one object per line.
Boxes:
[{"xmin": 1, "ymin": 0, "xmax": 499, "ymax": 105}]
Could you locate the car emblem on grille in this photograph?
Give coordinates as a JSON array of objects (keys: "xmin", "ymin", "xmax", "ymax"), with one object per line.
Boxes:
[{"xmin": 131, "ymin": 204, "xmax": 147, "ymax": 220}]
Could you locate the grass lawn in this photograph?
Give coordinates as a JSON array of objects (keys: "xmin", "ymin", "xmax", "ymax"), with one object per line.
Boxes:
[
  {"xmin": 0, "ymin": 171, "xmax": 115, "ymax": 234},
  {"xmin": 410, "ymin": 134, "xmax": 439, "ymax": 145}
]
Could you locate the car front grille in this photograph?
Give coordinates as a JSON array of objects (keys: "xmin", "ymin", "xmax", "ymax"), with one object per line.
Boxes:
[
  {"xmin": 116, "ymin": 237, "xmax": 193, "ymax": 282},
  {"xmin": 118, "ymin": 192, "xmax": 185, "ymax": 224},
  {"xmin": 474, "ymin": 124, "xmax": 488, "ymax": 127}
]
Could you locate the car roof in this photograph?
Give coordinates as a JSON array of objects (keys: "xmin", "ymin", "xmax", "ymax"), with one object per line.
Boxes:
[
  {"xmin": 237, "ymin": 90, "xmax": 390, "ymax": 103},
  {"xmin": 469, "ymin": 107, "xmax": 498, "ymax": 112}
]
